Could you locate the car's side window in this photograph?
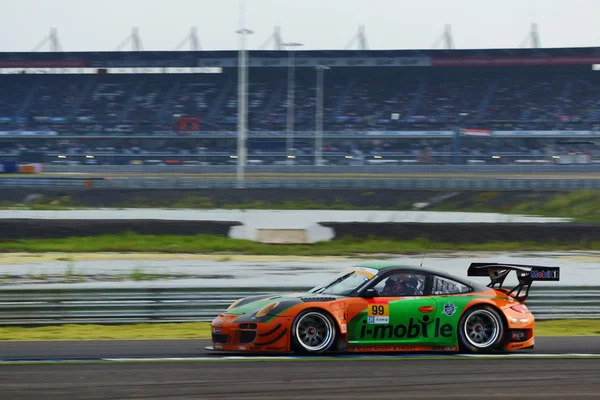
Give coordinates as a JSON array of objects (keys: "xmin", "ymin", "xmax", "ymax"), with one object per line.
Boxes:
[
  {"xmin": 373, "ymin": 273, "xmax": 426, "ymax": 297},
  {"xmin": 431, "ymin": 275, "xmax": 471, "ymax": 295}
]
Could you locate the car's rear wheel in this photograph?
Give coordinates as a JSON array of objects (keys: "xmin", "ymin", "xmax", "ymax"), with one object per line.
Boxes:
[
  {"xmin": 458, "ymin": 306, "xmax": 505, "ymax": 353},
  {"xmin": 291, "ymin": 310, "xmax": 336, "ymax": 355}
]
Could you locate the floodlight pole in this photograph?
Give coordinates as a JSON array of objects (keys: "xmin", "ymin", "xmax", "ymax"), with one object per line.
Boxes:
[
  {"xmin": 283, "ymin": 42, "xmax": 303, "ymax": 160},
  {"xmin": 236, "ymin": 0, "xmax": 252, "ymax": 188},
  {"xmin": 32, "ymin": 28, "xmax": 63, "ymax": 52},
  {"xmin": 315, "ymin": 65, "xmax": 330, "ymax": 166},
  {"xmin": 431, "ymin": 24, "xmax": 455, "ymax": 49}
]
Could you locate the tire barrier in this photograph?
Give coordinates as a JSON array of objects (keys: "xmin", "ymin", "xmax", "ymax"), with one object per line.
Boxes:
[
  {"xmin": 321, "ymin": 222, "xmax": 600, "ymax": 244},
  {"xmin": 0, "ymin": 219, "xmax": 241, "ymax": 240}
]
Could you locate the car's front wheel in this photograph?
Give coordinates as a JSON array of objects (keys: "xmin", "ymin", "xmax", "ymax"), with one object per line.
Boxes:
[
  {"xmin": 291, "ymin": 310, "xmax": 336, "ymax": 355},
  {"xmin": 458, "ymin": 306, "xmax": 505, "ymax": 353}
]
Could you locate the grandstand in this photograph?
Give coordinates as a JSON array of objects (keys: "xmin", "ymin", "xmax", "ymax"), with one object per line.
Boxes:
[{"xmin": 1, "ymin": 48, "xmax": 600, "ymax": 166}]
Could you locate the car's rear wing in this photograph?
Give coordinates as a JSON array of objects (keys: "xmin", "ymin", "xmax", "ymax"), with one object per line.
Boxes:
[{"xmin": 467, "ymin": 263, "xmax": 560, "ymax": 303}]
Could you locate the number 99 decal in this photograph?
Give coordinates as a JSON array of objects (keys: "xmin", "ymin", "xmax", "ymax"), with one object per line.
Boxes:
[
  {"xmin": 368, "ymin": 302, "xmax": 389, "ymax": 318},
  {"xmin": 371, "ymin": 305, "xmax": 385, "ymax": 315}
]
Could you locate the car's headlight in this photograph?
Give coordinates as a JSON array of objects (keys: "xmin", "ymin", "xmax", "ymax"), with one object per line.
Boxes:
[
  {"xmin": 256, "ymin": 302, "xmax": 279, "ymax": 318},
  {"xmin": 227, "ymin": 299, "xmax": 243, "ymax": 311}
]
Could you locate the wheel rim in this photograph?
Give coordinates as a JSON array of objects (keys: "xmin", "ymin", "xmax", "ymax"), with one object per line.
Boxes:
[
  {"xmin": 295, "ymin": 312, "xmax": 334, "ymax": 352},
  {"xmin": 463, "ymin": 309, "xmax": 500, "ymax": 348}
]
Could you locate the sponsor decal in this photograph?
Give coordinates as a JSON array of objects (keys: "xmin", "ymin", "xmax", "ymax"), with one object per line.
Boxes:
[
  {"xmin": 341, "ymin": 324, "xmax": 347, "ymax": 334},
  {"xmin": 368, "ymin": 316, "xmax": 389, "ymax": 324},
  {"xmin": 351, "ymin": 267, "xmax": 379, "ymax": 279},
  {"xmin": 530, "ymin": 268, "xmax": 559, "ymax": 280},
  {"xmin": 350, "ymin": 346, "xmax": 419, "ymax": 352},
  {"xmin": 359, "ymin": 316, "xmax": 453, "ymax": 339},
  {"xmin": 214, "ymin": 344, "xmax": 223, "ymax": 350},
  {"xmin": 237, "ymin": 346, "xmax": 247, "ymax": 350},
  {"xmin": 213, "ymin": 328, "xmax": 220, "ymax": 333},
  {"xmin": 441, "ymin": 346, "xmax": 458, "ymax": 351},
  {"xmin": 509, "ymin": 342, "xmax": 527, "ymax": 349},
  {"xmin": 512, "ymin": 331, "xmax": 526, "ymax": 341},
  {"xmin": 349, "ymin": 345, "xmax": 458, "ymax": 352},
  {"xmin": 443, "ymin": 303, "xmax": 456, "ymax": 317},
  {"xmin": 367, "ymin": 299, "xmax": 389, "ymax": 324}
]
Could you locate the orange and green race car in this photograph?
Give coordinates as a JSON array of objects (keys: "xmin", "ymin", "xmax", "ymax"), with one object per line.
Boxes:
[{"xmin": 207, "ymin": 262, "xmax": 560, "ymax": 355}]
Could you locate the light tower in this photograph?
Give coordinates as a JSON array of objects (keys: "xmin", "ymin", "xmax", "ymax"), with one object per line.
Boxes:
[
  {"xmin": 115, "ymin": 27, "xmax": 144, "ymax": 51},
  {"xmin": 236, "ymin": 0, "xmax": 253, "ymax": 188},
  {"xmin": 258, "ymin": 26, "xmax": 283, "ymax": 50},
  {"xmin": 431, "ymin": 24, "xmax": 455, "ymax": 49},
  {"xmin": 175, "ymin": 27, "xmax": 202, "ymax": 51},
  {"xmin": 345, "ymin": 25, "xmax": 369, "ymax": 50},
  {"xmin": 32, "ymin": 28, "xmax": 62, "ymax": 52},
  {"xmin": 282, "ymin": 41, "xmax": 304, "ymax": 161},
  {"xmin": 315, "ymin": 65, "xmax": 331, "ymax": 166},
  {"xmin": 519, "ymin": 23, "xmax": 542, "ymax": 48}
]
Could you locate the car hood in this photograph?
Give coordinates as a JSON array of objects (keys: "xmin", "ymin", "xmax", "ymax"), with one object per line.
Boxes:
[{"xmin": 224, "ymin": 292, "xmax": 345, "ymax": 322}]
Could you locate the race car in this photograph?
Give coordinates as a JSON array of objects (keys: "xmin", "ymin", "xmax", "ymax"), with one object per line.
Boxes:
[{"xmin": 207, "ymin": 262, "xmax": 560, "ymax": 354}]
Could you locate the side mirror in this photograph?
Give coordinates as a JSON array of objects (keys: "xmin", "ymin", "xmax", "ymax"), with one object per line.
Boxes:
[{"xmin": 361, "ymin": 288, "xmax": 379, "ymax": 298}]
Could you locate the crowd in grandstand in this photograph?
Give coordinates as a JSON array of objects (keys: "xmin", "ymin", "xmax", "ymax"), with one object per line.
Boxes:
[
  {"xmin": 2, "ymin": 66, "xmax": 600, "ymax": 134},
  {"xmin": 1, "ymin": 64, "xmax": 600, "ymax": 165}
]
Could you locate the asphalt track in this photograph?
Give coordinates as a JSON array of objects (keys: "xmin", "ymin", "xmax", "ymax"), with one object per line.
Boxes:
[
  {"xmin": 2, "ymin": 338, "xmax": 600, "ymax": 399},
  {"xmin": 1, "ymin": 358, "xmax": 600, "ymax": 399},
  {"xmin": 2, "ymin": 336, "xmax": 600, "ymax": 361}
]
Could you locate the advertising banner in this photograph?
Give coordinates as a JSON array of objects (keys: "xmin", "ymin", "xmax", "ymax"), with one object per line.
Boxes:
[
  {"xmin": 0, "ymin": 162, "xmax": 18, "ymax": 173},
  {"xmin": 19, "ymin": 163, "xmax": 43, "ymax": 174},
  {"xmin": 462, "ymin": 129, "xmax": 492, "ymax": 136},
  {"xmin": 88, "ymin": 56, "xmax": 432, "ymax": 68},
  {"xmin": 0, "ymin": 59, "xmax": 87, "ymax": 68},
  {"xmin": 364, "ymin": 131, "xmax": 454, "ymax": 137},
  {"xmin": 492, "ymin": 130, "xmax": 600, "ymax": 137},
  {"xmin": 0, "ymin": 130, "xmax": 58, "ymax": 136},
  {"xmin": 432, "ymin": 55, "xmax": 600, "ymax": 67}
]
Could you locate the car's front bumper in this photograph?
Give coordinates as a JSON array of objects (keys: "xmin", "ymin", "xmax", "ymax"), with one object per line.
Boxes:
[{"xmin": 209, "ymin": 313, "xmax": 291, "ymax": 353}]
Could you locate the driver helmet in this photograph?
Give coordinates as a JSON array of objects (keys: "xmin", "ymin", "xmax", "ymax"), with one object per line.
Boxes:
[{"xmin": 382, "ymin": 275, "xmax": 414, "ymax": 296}]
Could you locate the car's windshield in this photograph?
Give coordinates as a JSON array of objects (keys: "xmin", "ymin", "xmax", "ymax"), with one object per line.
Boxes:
[{"xmin": 310, "ymin": 267, "xmax": 379, "ymax": 296}]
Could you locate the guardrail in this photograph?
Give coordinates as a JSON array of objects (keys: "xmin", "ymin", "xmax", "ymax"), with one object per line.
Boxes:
[
  {"xmin": 2, "ymin": 178, "xmax": 600, "ymax": 190},
  {"xmin": 0, "ymin": 286, "xmax": 597, "ymax": 325},
  {"xmin": 41, "ymin": 164, "xmax": 600, "ymax": 174}
]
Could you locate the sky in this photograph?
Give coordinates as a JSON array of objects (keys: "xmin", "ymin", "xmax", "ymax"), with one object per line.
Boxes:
[{"xmin": 0, "ymin": 0, "xmax": 599, "ymax": 52}]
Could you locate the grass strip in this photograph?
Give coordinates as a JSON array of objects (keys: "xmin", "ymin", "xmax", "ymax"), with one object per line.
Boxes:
[
  {"xmin": 535, "ymin": 319, "xmax": 600, "ymax": 336},
  {"xmin": 1, "ymin": 233, "xmax": 600, "ymax": 255},
  {"xmin": 0, "ymin": 320, "xmax": 598, "ymax": 341},
  {"xmin": 0, "ymin": 323, "xmax": 212, "ymax": 341}
]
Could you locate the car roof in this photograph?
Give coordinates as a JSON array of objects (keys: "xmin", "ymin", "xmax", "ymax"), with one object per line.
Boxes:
[{"xmin": 352, "ymin": 262, "xmax": 489, "ymax": 291}]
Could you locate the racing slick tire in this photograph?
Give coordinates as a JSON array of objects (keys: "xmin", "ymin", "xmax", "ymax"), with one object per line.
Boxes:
[
  {"xmin": 290, "ymin": 309, "xmax": 337, "ymax": 355},
  {"xmin": 458, "ymin": 305, "xmax": 506, "ymax": 353}
]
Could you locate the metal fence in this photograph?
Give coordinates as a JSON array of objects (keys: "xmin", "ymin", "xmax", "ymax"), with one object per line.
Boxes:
[{"xmin": 0, "ymin": 286, "xmax": 597, "ymax": 326}]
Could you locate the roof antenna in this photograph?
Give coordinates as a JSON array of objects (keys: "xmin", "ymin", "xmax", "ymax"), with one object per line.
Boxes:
[{"xmin": 420, "ymin": 239, "xmax": 431, "ymax": 267}]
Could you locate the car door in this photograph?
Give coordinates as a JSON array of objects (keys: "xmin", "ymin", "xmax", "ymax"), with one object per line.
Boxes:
[
  {"xmin": 428, "ymin": 274, "xmax": 477, "ymax": 347},
  {"xmin": 347, "ymin": 273, "xmax": 451, "ymax": 348}
]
